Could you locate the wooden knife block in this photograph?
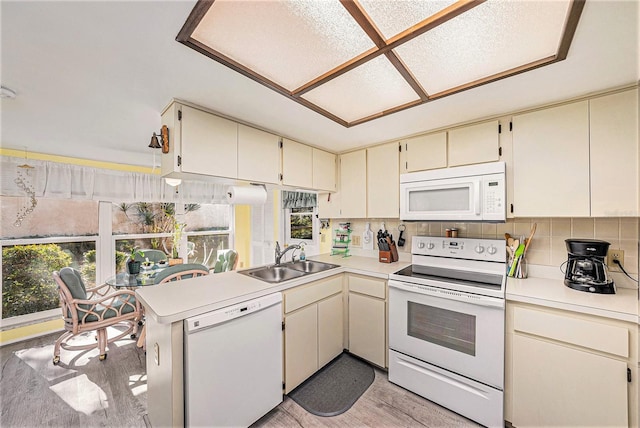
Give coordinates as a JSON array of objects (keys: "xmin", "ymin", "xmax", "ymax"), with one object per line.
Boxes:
[{"xmin": 379, "ymin": 241, "xmax": 399, "ymax": 263}]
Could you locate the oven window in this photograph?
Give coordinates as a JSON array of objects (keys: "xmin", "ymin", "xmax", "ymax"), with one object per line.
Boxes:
[
  {"xmin": 407, "ymin": 302, "xmax": 476, "ymax": 356},
  {"xmin": 408, "ymin": 187, "xmax": 470, "ymax": 212}
]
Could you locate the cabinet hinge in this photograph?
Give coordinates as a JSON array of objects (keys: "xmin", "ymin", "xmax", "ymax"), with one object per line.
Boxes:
[
  {"xmin": 279, "ymin": 138, "xmax": 283, "ymax": 149},
  {"xmin": 279, "ymin": 173, "xmax": 283, "ymax": 181},
  {"xmin": 498, "ymin": 124, "xmax": 502, "ymax": 134},
  {"xmin": 178, "ymin": 110, "xmax": 182, "ymax": 121},
  {"xmin": 405, "ymin": 161, "xmax": 408, "ymax": 170},
  {"xmin": 177, "ymin": 155, "xmax": 182, "ymax": 167},
  {"xmin": 282, "ymin": 381, "xmax": 286, "ymax": 390},
  {"xmin": 398, "ymin": 144, "xmax": 402, "ymax": 153},
  {"xmin": 499, "ymin": 147, "xmax": 503, "ymax": 157},
  {"xmin": 281, "ymin": 321, "xmax": 285, "ymax": 331},
  {"xmin": 628, "ymin": 368, "xmax": 632, "ymax": 383},
  {"xmin": 510, "ymin": 203, "xmax": 514, "ymax": 214},
  {"xmin": 509, "ymin": 121, "xmax": 513, "ymax": 132}
]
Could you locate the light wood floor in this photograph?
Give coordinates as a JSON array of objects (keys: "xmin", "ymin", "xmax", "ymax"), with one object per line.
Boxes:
[{"xmin": 1, "ymin": 331, "xmax": 480, "ymax": 428}]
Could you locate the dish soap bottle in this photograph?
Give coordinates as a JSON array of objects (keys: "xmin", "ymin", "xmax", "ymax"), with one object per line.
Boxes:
[{"xmin": 299, "ymin": 244, "xmax": 306, "ymax": 261}]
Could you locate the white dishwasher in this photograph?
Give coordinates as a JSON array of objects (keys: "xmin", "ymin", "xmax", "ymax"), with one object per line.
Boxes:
[{"xmin": 183, "ymin": 292, "xmax": 283, "ymax": 427}]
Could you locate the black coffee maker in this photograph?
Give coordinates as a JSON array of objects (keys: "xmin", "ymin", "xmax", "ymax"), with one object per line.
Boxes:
[{"xmin": 564, "ymin": 239, "xmax": 615, "ymax": 294}]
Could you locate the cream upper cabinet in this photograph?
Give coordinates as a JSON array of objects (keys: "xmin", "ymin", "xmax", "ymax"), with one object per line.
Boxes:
[
  {"xmin": 511, "ymin": 101, "xmax": 590, "ymax": 217},
  {"xmin": 367, "ymin": 142, "xmax": 399, "ymax": 218},
  {"xmin": 237, "ymin": 124, "xmax": 280, "ymax": 184},
  {"xmin": 282, "ymin": 138, "xmax": 313, "ymax": 188},
  {"xmin": 448, "ymin": 120, "xmax": 500, "ymax": 167},
  {"xmin": 338, "ymin": 149, "xmax": 367, "ymax": 218},
  {"xmin": 317, "ymin": 192, "xmax": 341, "ymax": 219},
  {"xmin": 399, "ymin": 132, "xmax": 447, "ymax": 173},
  {"xmin": 312, "ymin": 148, "xmax": 337, "ymax": 192},
  {"xmin": 590, "ymin": 88, "xmax": 639, "ymax": 217},
  {"xmin": 162, "ymin": 103, "xmax": 238, "ymax": 179},
  {"xmin": 507, "ymin": 303, "xmax": 635, "ymax": 428}
]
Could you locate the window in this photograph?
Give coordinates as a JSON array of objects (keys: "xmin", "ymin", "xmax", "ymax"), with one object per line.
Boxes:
[
  {"xmin": 285, "ymin": 206, "xmax": 316, "ymax": 245},
  {"xmin": 1, "ymin": 197, "xmax": 99, "ymax": 322},
  {"xmin": 1, "ymin": 197, "xmax": 232, "ymax": 325}
]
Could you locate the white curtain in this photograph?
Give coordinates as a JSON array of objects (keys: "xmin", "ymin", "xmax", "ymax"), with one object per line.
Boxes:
[{"xmin": 0, "ymin": 156, "xmax": 227, "ymax": 203}]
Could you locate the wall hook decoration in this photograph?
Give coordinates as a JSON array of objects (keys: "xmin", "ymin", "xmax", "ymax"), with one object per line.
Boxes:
[{"xmin": 149, "ymin": 125, "xmax": 170, "ymax": 153}]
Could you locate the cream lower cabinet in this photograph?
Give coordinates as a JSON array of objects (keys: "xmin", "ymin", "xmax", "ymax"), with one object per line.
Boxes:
[
  {"xmin": 347, "ymin": 274, "xmax": 387, "ymax": 368},
  {"xmin": 283, "ymin": 275, "xmax": 343, "ymax": 393},
  {"xmin": 506, "ymin": 302, "xmax": 637, "ymax": 428}
]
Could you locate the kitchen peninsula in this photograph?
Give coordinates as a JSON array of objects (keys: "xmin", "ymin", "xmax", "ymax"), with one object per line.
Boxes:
[{"xmin": 137, "ymin": 254, "xmax": 637, "ymax": 428}]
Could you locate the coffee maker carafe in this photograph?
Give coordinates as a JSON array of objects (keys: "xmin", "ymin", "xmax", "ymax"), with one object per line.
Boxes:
[{"xmin": 564, "ymin": 239, "xmax": 615, "ymax": 294}]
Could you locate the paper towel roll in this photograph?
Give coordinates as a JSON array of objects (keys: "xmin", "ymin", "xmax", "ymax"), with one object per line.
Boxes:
[{"xmin": 226, "ymin": 185, "xmax": 267, "ymax": 205}]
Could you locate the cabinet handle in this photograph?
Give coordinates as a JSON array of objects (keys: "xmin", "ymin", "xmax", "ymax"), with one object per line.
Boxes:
[
  {"xmin": 628, "ymin": 368, "xmax": 632, "ymax": 383},
  {"xmin": 510, "ymin": 204, "xmax": 514, "ymax": 213}
]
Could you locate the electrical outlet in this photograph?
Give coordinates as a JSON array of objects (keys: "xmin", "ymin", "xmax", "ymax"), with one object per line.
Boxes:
[
  {"xmin": 607, "ymin": 249, "xmax": 625, "ymax": 269},
  {"xmin": 352, "ymin": 235, "xmax": 361, "ymax": 246}
]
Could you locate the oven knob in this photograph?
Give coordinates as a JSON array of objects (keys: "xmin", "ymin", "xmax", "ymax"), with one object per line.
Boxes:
[
  {"xmin": 487, "ymin": 245, "xmax": 497, "ymax": 255},
  {"xmin": 418, "ymin": 242, "xmax": 425, "ymax": 249},
  {"xmin": 475, "ymin": 245, "xmax": 485, "ymax": 254},
  {"xmin": 427, "ymin": 242, "xmax": 435, "ymax": 250}
]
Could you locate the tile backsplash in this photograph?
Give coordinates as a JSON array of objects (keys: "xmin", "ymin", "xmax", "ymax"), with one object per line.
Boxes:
[{"xmin": 343, "ymin": 217, "xmax": 639, "ymax": 275}]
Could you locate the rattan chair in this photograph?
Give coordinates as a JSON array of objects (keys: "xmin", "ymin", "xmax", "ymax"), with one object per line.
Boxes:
[
  {"xmin": 52, "ymin": 267, "xmax": 142, "ymax": 365},
  {"xmin": 134, "ymin": 263, "xmax": 210, "ymax": 349}
]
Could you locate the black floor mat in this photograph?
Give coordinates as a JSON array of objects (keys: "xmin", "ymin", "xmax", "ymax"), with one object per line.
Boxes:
[{"xmin": 288, "ymin": 352, "xmax": 375, "ymax": 417}]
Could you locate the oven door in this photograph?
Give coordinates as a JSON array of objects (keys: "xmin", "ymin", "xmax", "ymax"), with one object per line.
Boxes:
[{"xmin": 388, "ymin": 279, "xmax": 504, "ymax": 389}]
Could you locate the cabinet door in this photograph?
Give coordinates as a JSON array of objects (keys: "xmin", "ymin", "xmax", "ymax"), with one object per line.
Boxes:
[
  {"xmin": 318, "ymin": 192, "xmax": 340, "ymax": 219},
  {"xmin": 318, "ymin": 293, "xmax": 344, "ymax": 368},
  {"xmin": 448, "ymin": 120, "xmax": 499, "ymax": 166},
  {"xmin": 284, "ymin": 304, "xmax": 318, "ymax": 393},
  {"xmin": 348, "ymin": 293, "xmax": 385, "ymax": 367},
  {"xmin": 400, "ymin": 132, "xmax": 447, "ymax": 173},
  {"xmin": 512, "ymin": 101, "xmax": 590, "ymax": 217},
  {"xmin": 367, "ymin": 142, "xmax": 399, "ymax": 218},
  {"xmin": 590, "ymin": 88, "xmax": 639, "ymax": 217},
  {"xmin": 180, "ymin": 105, "xmax": 238, "ymax": 179},
  {"xmin": 339, "ymin": 150, "xmax": 367, "ymax": 218},
  {"xmin": 237, "ymin": 124, "xmax": 280, "ymax": 184},
  {"xmin": 312, "ymin": 148, "xmax": 337, "ymax": 191},
  {"xmin": 282, "ymin": 138, "xmax": 313, "ymax": 188},
  {"xmin": 512, "ymin": 334, "xmax": 628, "ymax": 427}
]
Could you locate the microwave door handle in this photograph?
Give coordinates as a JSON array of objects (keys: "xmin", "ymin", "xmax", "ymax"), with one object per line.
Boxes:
[{"xmin": 474, "ymin": 182, "xmax": 481, "ymax": 216}]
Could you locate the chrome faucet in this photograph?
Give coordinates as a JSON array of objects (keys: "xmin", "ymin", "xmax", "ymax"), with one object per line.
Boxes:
[{"xmin": 274, "ymin": 241, "xmax": 301, "ymax": 265}]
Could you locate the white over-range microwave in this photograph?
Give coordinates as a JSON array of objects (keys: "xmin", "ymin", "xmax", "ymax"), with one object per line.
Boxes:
[{"xmin": 400, "ymin": 161, "xmax": 506, "ymax": 222}]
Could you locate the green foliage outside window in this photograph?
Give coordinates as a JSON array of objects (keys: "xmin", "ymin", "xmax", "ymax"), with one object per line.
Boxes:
[{"xmin": 2, "ymin": 244, "xmax": 72, "ymax": 318}]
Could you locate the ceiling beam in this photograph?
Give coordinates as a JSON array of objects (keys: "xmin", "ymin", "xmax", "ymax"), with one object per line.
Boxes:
[{"xmin": 556, "ymin": 0, "xmax": 586, "ymax": 60}]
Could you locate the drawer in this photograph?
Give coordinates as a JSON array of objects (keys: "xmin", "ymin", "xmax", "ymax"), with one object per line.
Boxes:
[
  {"xmin": 284, "ymin": 275, "xmax": 342, "ymax": 313},
  {"xmin": 348, "ymin": 274, "xmax": 386, "ymax": 299},
  {"xmin": 513, "ymin": 306, "xmax": 629, "ymax": 358}
]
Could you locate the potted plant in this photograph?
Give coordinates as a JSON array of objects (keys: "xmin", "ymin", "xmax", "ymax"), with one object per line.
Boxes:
[
  {"xmin": 168, "ymin": 221, "xmax": 186, "ymax": 266},
  {"xmin": 127, "ymin": 248, "xmax": 145, "ymax": 274}
]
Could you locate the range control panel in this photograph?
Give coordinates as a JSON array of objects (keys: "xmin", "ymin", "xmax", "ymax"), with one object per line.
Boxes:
[{"xmin": 412, "ymin": 236, "xmax": 506, "ymax": 263}]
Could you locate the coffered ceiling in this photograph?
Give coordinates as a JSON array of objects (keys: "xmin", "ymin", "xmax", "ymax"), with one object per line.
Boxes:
[
  {"xmin": 180, "ymin": 0, "xmax": 583, "ymax": 126},
  {"xmin": 0, "ymin": 1, "xmax": 638, "ymax": 168}
]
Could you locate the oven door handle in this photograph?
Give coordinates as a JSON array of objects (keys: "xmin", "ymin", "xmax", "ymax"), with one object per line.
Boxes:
[{"xmin": 388, "ymin": 280, "xmax": 505, "ymax": 309}]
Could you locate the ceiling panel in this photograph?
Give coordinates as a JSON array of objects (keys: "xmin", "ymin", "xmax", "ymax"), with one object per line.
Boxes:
[
  {"xmin": 191, "ymin": 0, "xmax": 376, "ymax": 91},
  {"xmin": 301, "ymin": 55, "xmax": 420, "ymax": 122},
  {"xmin": 395, "ymin": 0, "xmax": 572, "ymax": 95},
  {"xmin": 358, "ymin": 0, "xmax": 456, "ymax": 40}
]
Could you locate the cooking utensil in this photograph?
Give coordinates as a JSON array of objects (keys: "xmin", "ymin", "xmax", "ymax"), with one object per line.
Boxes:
[{"xmin": 523, "ymin": 223, "xmax": 537, "ymax": 256}]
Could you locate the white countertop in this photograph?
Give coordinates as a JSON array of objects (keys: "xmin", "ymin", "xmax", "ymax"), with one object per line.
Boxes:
[
  {"xmin": 136, "ymin": 255, "xmax": 409, "ymax": 324},
  {"xmin": 507, "ymin": 276, "xmax": 638, "ymax": 323}
]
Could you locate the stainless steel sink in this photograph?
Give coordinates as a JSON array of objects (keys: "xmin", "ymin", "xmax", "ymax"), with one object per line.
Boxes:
[
  {"xmin": 241, "ymin": 265, "xmax": 306, "ymax": 283},
  {"xmin": 240, "ymin": 260, "xmax": 340, "ymax": 283},
  {"xmin": 285, "ymin": 260, "xmax": 340, "ymax": 274}
]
